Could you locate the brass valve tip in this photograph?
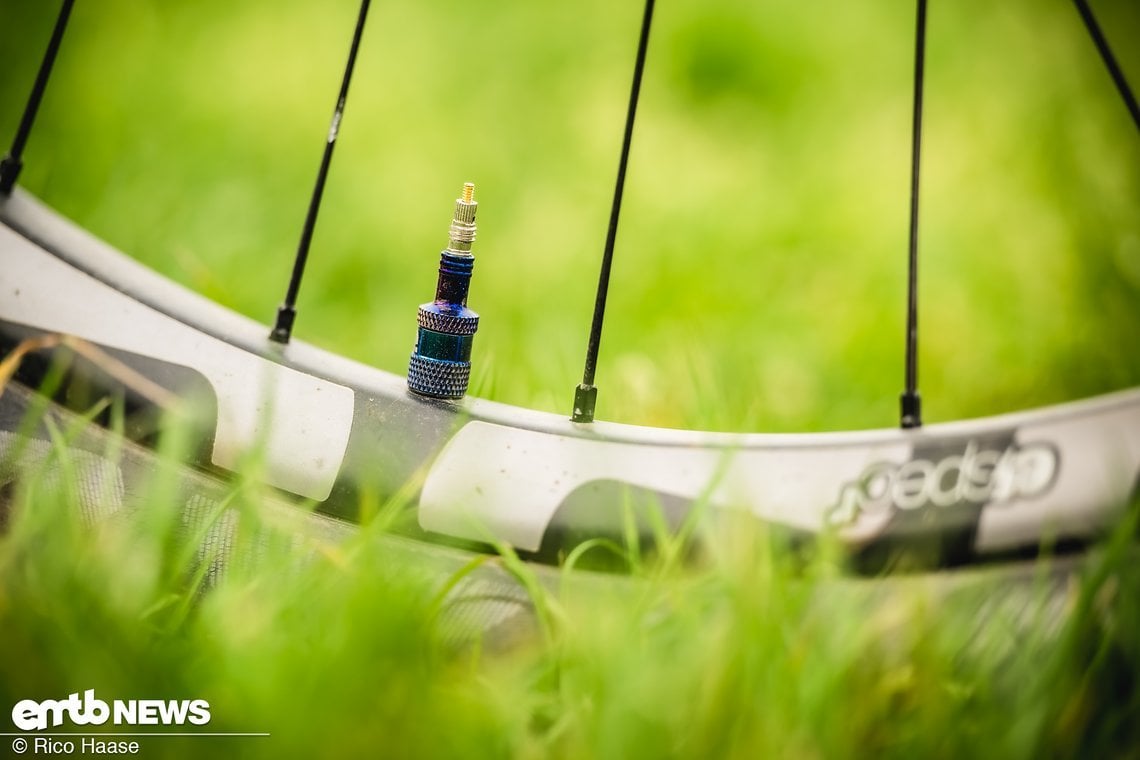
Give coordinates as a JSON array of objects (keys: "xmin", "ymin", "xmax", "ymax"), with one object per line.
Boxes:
[{"xmin": 448, "ymin": 181, "xmax": 478, "ymax": 251}]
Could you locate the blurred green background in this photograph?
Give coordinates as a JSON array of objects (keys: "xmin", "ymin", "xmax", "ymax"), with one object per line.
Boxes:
[{"xmin": 2, "ymin": 0, "xmax": 1138, "ymax": 432}]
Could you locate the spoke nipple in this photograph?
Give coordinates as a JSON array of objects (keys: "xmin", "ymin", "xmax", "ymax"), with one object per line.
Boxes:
[
  {"xmin": 571, "ymin": 383, "xmax": 598, "ymax": 423},
  {"xmin": 900, "ymin": 391, "xmax": 923, "ymax": 429}
]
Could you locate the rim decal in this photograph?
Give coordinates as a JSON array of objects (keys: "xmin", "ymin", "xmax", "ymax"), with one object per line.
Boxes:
[{"xmin": 827, "ymin": 432, "xmax": 1061, "ymax": 544}]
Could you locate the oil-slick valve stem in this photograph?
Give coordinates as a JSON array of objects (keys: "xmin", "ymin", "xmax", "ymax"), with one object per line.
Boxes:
[{"xmin": 408, "ymin": 183, "xmax": 481, "ymax": 399}]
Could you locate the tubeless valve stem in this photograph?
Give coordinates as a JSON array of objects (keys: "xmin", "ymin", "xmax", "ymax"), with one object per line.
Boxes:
[{"xmin": 407, "ymin": 183, "xmax": 481, "ymax": 399}]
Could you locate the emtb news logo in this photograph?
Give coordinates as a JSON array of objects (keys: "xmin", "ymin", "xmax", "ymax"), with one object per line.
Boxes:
[{"xmin": 11, "ymin": 690, "xmax": 210, "ymax": 732}]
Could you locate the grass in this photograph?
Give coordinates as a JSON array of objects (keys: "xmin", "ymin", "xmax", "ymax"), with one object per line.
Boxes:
[
  {"xmin": 0, "ymin": 400, "xmax": 1138, "ymax": 758},
  {"xmin": 2, "ymin": 0, "xmax": 1140, "ymax": 756}
]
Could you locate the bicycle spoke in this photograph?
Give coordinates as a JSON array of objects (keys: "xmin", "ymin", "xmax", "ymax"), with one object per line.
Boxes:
[
  {"xmin": 571, "ymin": 0, "xmax": 657, "ymax": 424},
  {"xmin": 0, "ymin": 0, "xmax": 76, "ymax": 196},
  {"xmin": 1072, "ymin": 0, "xmax": 1140, "ymax": 136},
  {"xmin": 270, "ymin": 0, "xmax": 373, "ymax": 345},
  {"xmin": 900, "ymin": 0, "xmax": 928, "ymax": 430}
]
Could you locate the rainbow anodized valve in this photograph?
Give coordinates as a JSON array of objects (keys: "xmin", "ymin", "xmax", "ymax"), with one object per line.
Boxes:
[{"xmin": 407, "ymin": 183, "xmax": 481, "ymax": 399}]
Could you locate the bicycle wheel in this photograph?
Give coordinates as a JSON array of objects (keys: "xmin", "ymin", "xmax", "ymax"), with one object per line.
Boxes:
[
  {"xmin": 2, "ymin": 0, "xmax": 1138, "ymax": 570},
  {"xmin": 5, "ymin": 185, "xmax": 1138, "ymax": 568}
]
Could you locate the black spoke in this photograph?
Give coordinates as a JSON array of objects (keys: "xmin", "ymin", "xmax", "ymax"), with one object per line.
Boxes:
[
  {"xmin": 1072, "ymin": 0, "xmax": 1140, "ymax": 136},
  {"xmin": 571, "ymin": 0, "xmax": 657, "ymax": 423},
  {"xmin": 900, "ymin": 0, "xmax": 928, "ymax": 430},
  {"xmin": 270, "ymin": 0, "xmax": 372, "ymax": 345},
  {"xmin": 0, "ymin": 0, "xmax": 76, "ymax": 196}
]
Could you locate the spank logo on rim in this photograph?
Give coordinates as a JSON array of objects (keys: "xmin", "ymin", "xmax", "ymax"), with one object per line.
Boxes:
[
  {"xmin": 10, "ymin": 689, "xmax": 210, "ymax": 732},
  {"xmin": 825, "ymin": 433, "xmax": 1061, "ymax": 541}
]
